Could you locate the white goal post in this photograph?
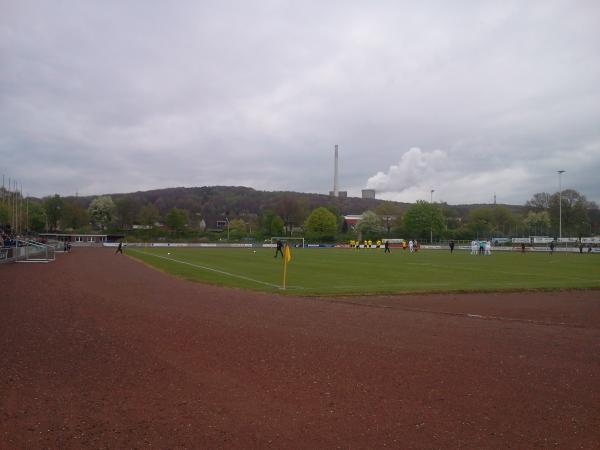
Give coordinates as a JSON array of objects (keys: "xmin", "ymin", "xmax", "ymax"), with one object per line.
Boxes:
[{"xmin": 270, "ymin": 237, "xmax": 305, "ymax": 248}]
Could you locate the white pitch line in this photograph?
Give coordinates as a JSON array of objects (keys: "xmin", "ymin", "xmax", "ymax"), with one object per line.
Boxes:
[{"xmin": 129, "ymin": 249, "xmax": 282, "ymax": 289}]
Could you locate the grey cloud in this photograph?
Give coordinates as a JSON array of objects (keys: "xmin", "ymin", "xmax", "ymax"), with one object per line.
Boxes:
[{"xmin": 1, "ymin": 1, "xmax": 599, "ymax": 204}]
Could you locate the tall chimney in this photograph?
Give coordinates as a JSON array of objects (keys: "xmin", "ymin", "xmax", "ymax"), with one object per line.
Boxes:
[{"xmin": 333, "ymin": 144, "xmax": 339, "ymax": 197}]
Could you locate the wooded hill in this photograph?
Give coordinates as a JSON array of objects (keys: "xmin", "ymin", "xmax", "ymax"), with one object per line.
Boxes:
[
  {"xmin": 65, "ymin": 185, "xmax": 523, "ymax": 229},
  {"xmin": 66, "ymin": 186, "xmax": 407, "ymax": 228}
]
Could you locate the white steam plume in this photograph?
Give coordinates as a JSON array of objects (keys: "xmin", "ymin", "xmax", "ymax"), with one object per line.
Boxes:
[{"xmin": 366, "ymin": 147, "xmax": 447, "ymax": 193}]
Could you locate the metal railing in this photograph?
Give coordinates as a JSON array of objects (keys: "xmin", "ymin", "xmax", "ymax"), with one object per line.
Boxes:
[{"xmin": 0, "ymin": 240, "xmax": 55, "ymax": 264}]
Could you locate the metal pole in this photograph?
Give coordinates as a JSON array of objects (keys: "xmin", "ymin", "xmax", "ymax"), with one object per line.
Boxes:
[
  {"xmin": 15, "ymin": 181, "xmax": 18, "ymax": 233},
  {"xmin": 430, "ymin": 189, "xmax": 434, "ymax": 244},
  {"xmin": 19, "ymin": 183, "xmax": 22, "ymax": 234},
  {"xmin": 15, "ymin": 183, "xmax": 18, "ymax": 234},
  {"xmin": 13, "ymin": 180, "xmax": 16, "ymax": 233},
  {"xmin": 8, "ymin": 177, "xmax": 11, "ymax": 231},
  {"xmin": 558, "ymin": 170, "xmax": 565, "ymax": 239}
]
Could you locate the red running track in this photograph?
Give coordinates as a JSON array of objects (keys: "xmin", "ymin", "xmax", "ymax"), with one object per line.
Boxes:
[{"xmin": 1, "ymin": 248, "xmax": 599, "ymax": 448}]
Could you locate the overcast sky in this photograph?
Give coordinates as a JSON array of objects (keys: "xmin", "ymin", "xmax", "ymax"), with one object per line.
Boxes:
[{"xmin": 1, "ymin": 0, "xmax": 599, "ymax": 205}]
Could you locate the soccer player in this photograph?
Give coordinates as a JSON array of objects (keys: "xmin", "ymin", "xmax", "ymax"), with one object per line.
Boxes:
[
  {"xmin": 384, "ymin": 240, "xmax": 390, "ymax": 253},
  {"xmin": 274, "ymin": 240, "xmax": 284, "ymax": 258},
  {"xmin": 485, "ymin": 241, "xmax": 491, "ymax": 255},
  {"xmin": 549, "ymin": 240, "xmax": 555, "ymax": 255},
  {"xmin": 409, "ymin": 240, "xmax": 414, "ymax": 252},
  {"xmin": 449, "ymin": 240, "xmax": 455, "ymax": 254}
]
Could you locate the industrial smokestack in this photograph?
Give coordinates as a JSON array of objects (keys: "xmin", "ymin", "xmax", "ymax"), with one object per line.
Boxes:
[{"xmin": 333, "ymin": 144, "xmax": 339, "ymax": 197}]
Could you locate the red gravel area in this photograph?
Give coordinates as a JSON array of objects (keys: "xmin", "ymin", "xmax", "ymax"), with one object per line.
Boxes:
[{"xmin": 1, "ymin": 248, "xmax": 599, "ymax": 448}]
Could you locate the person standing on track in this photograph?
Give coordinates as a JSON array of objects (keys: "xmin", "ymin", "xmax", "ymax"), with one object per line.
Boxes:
[
  {"xmin": 274, "ymin": 239, "xmax": 284, "ymax": 258},
  {"xmin": 115, "ymin": 242, "xmax": 123, "ymax": 255}
]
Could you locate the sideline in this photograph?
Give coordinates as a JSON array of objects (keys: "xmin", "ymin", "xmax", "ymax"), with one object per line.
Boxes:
[
  {"xmin": 309, "ymin": 297, "xmax": 595, "ymax": 329},
  {"xmin": 128, "ymin": 248, "xmax": 284, "ymax": 290}
]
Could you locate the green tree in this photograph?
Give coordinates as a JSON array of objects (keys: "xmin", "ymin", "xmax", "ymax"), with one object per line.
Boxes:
[
  {"xmin": 276, "ymin": 196, "xmax": 307, "ymax": 235},
  {"xmin": 0, "ymin": 204, "xmax": 9, "ymax": 229},
  {"xmin": 138, "ymin": 204, "xmax": 160, "ymax": 227},
  {"xmin": 467, "ymin": 208, "xmax": 493, "ymax": 239},
  {"xmin": 304, "ymin": 207, "xmax": 338, "ymax": 241},
  {"xmin": 357, "ymin": 210, "xmax": 384, "ymax": 241},
  {"xmin": 525, "ymin": 192, "xmax": 551, "ymax": 211},
  {"xmin": 490, "ymin": 206, "xmax": 518, "ymax": 236},
  {"xmin": 88, "ymin": 196, "xmax": 116, "ymax": 229},
  {"xmin": 260, "ymin": 209, "xmax": 285, "ymax": 236},
  {"xmin": 165, "ymin": 208, "xmax": 189, "ymax": 234},
  {"xmin": 61, "ymin": 201, "xmax": 89, "ymax": 230},
  {"xmin": 228, "ymin": 218, "xmax": 247, "ymax": 240},
  {"xmin": 43, "ymin": 194, "xmax": 65, "ymax": 230},
  {"xmin": 115, "ymin": 197, "xmax": 140, "ymax": 229},
  {"xmin": 439, "ymin": 203, "xmax": 461, "ymax": 233},
  {"xmin": 325, "ymin": 204, "xmax": 344, "ymax": 231},
  {"xmin": 27, "ymin": 201, "xmax": 46, "ymax": 232},
  {"xmin": 549, "ymin": 189, "xmax": 590, "ymax": 237},
  {"xmin": 270, "ymin": 215, "xmax": 285, "ymax": 236},
  {"xmin": 403, "ymin": 201, "xmax": 445, "ymax": 241},
  {"xmin": 523, "ymin": 211, "xmax": 551, "ymax": 236},
  {"xmin": 374, "ymin": 202, "xmax": 402, "ymax": 236}
]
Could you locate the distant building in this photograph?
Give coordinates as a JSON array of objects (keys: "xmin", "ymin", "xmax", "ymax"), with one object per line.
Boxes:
[
  {"xmin": 362, "ymin": 189, "xmax": 376, "ymax": 199},
  {"xmin": 39, "ymin": 233, "xmax": 112, "ymax": 244},
  {"xmin": 343, "ymin": 214, "xmax": 363, "ymax": 229},
  {"xmin": 330, "ymin": 190, "xmax": 347, "ymax": 198}
]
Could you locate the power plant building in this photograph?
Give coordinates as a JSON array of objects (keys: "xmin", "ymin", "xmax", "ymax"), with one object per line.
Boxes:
[
  {"xmin": 329, "ymin": 190, "xmax": 347, "ymax": 198},
  {"xmin": 362, "ymin": 189, "xmax": 376, "ymax": 199}
]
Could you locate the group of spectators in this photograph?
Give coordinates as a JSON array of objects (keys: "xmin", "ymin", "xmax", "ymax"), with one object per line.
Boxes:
[{"xmin": 1, "ymin": 230, "xmax": 18, "ymax": 247}]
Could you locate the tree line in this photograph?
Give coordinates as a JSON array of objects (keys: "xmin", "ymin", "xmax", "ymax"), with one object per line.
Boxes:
[{"xmin": 8, "ymin": 186, "xmax": 597, "ymax": 243}]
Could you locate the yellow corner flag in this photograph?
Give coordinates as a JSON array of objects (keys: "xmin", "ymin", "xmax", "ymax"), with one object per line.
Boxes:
[
  {"xmin": 284, "ymin": 244, "xmax": 292, "ymax": 264},
  {"xmin": 282, "ymin": 243, "xmax": 292, "ymax": 289}
]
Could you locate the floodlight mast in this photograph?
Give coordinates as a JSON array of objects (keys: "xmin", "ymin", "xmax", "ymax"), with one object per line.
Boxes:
[
  {"xmin": 558, "ymin": 170, "xmax": 565, "ymax": 240},
  {"xmin": 430, "ymin": 189, "xmax": 435, "ymax": 244}
]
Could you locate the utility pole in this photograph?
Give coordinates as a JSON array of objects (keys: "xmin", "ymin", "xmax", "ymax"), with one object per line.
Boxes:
[
  {"xmin": 430, "ymin": 189, "xmax": 435, "ymax": 244},
  {"xmin": 558, "ymin": 170, "xmax": 565, "ymax": 240}
]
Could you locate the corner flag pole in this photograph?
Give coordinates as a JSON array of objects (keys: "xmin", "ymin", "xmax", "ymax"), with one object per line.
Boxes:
[{"xmin": 282, "ymin": 243, "xmax": 292, "ymax": 290}]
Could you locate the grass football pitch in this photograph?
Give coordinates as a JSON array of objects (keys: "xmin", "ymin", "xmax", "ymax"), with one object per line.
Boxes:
[{"xmin": 127, "ymin": 247, "xmax": 600, "ymax": 296}]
